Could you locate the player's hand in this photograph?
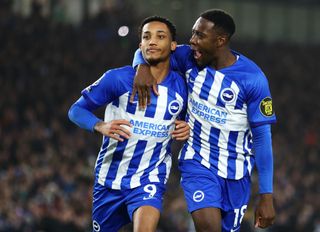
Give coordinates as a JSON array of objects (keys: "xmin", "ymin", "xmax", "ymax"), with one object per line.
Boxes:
[
  {"xmin": 94, "ymin": 120, "xmax": 132, "ymax": 142},
  {"xmin": 254, "ymin": 193, "xmax": 275, "ymax": 228},
  {"xmin": 171, "ymin": 120, "xmax": 190, "ymax": 141},
  {"xmin": 130, "ymin": 64, "xmax": 159, "ymax": 110}
]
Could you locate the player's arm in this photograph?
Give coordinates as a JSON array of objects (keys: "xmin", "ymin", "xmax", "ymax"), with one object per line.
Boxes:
[
  {"xmin": 68, "ymin": 71, "xmax": 132, "ymax": 141},
  {"xmin": 130, "ymin": 60, "xmax": 157, "ymax": 109},
  {"xmin": 131, "ymin": 45, "xmax": 192, "ymax": 109},
  {"xmin": 251, "ymin": 124, "xmax": 275, "ymax": 228},
  {"xmin": 246, "ymin": 70, "xmax": 277, "ymax": 228},
  {"xmin": 68, "ymin": 96, "xmax": 101, "ymax": 132},
  {"xmin": 132, "ymin": 44, "xmax": 192, "ymax": 73},
  {"xmin": 68, "ymin": 97, "xmax": 132, "ymax": 142}
]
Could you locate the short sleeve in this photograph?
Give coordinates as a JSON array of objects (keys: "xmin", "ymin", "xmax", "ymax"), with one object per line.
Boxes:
[
  {"xmin": 81, "ymin": 70, "xmax": 118, "ymax": 107},
  {"xmin": 247, "ymin": 73, "xmax": 276, "ymax": 127}
]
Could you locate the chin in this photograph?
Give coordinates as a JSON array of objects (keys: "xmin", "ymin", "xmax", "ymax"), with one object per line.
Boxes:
[{"xmin": 146, "ymin": 58, "xmax": 162, "ymax": 65}]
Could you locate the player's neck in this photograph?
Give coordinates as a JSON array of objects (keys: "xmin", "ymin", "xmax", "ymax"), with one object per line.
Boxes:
[
  {"xmin": 150, "ymin": 60, "xmax": 170, "ymax": 84},
  {"xmin": 210, "ymin": 48, "xmax": 236, "ymax": 70}
]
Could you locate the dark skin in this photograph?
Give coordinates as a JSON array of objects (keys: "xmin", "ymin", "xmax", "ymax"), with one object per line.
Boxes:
[
  {"xmin": 131, "ymin": 16, "xmax": 275, "ymax": 231},
  {"xmin": 189, "ymin": 17, "xmax": 236, "ymax": 70}
]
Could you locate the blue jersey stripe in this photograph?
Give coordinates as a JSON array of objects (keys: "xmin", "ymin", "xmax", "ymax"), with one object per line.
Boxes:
[
  {"xmin": 120, "ymin": 140, "xmax": 147, "ymax": 188},
  {"xmin": 235, "ymin": 93, "xmax": 244, "ymax": 110},
  {"xmin": 192, "ymin": 120, "xmax": 202, "ymax": 154},
  {"xmin": 199, "ymin": 70, "xmax": 214, "ymax": 101},
  {"xmin": 188, "ymin": 68, "xmax": 198, "ymax": 94},
  {"xmin": 112, "ymin": 98, "xmax": 119, "ymax": 107},
  {"xmin": 227, "ymin": 131, "xmax": 239, "ymax": 179},
  {"xmin": 126, "ymin": 94, "xmax": 137, "ymax": 114},
  {"xmin": 145, "ymin": 93, "xmax": 158, "ymax": 118},
  {"xmin": 249, "ymin": 156, "xmax": 255, "ymax": 172},
  {"xmin": 104, "ymin": 140, "xmax": 129, "ymax": 186},
  {"xmin": 208, "ymin": 127, "xmax": 220, "ymax": 171},
  {"xmin": 243, "ymin": 154, "xmax": 249, "ymax": 175},
  {"xmin": 159, "ymin": 142, "xmax": 172, "ymax": 183},
  {"xmin": 95, "ymin": 138, "xmax": 110, "ymax": 178},
  {"xmin": 241, "ymin": 130, "xmax": 249, "ymax": 175},
  {"xmin": 179, "ymin": 143, "xmax": 187, "ymax": 160},
  {"xmin": 140, "ymin": 142, "xmax": 162, "ymax": 176},
  {"xmin": 165, "ymin": 140, "xmax": 172, "ymax": 158},
  {"xmin": 242, "ymin": 130, "xmax": 250, "ymax": 154},
  {"xmin": 185, "ymin": 112, "xmax": 190, "ymax": 122},
  {"xmin": 158, "ymin": 162, "xmax": 167, "ymax": 183}
]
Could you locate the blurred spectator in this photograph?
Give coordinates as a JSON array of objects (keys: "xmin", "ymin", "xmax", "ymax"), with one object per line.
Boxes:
[{"xmin": 0, "ymin": 2, "xmax": 319, "ymax": 232}]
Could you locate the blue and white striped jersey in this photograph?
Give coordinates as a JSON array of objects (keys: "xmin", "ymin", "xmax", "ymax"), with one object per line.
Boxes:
[
  {"xmin": 82, "ymin": 66, "xmax": 187, "ymax": 190},
  {"xmin": 172, "ymin": 45, "xmax": 276, "ymax": 180}
]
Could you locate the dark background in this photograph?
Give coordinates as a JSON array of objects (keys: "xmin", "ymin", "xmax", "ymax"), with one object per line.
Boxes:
[{"xmin": 0, "ymin": 0, "xmax": 319, "ymax": 231}]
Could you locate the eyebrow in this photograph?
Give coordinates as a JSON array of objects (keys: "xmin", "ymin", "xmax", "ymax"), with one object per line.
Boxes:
[
  {"xmin": 143, "ymin": 30, "xmax": 167, "ymax": 34},
  {"xmin": 192, "ymin": 29, "xmax": 206, "ymax": 36}
]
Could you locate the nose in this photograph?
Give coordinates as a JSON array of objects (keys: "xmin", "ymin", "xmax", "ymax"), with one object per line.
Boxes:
[
  {"xmin": 189, "ymin": 34, "xmax": 196, "ymax": 45},
  {"xmin": 149, "ymin": 36, "xmax": 157, "ymax": 46}
]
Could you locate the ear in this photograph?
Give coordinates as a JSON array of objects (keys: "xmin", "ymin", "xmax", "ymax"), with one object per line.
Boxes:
[
  {"xmin": 139, "ymin": 42, "xmax": 142, "ymax": 49},
  {"xmin": 217, "ymin": 35, "xmax": 228, "ymax": 47},
  {"xmin": 171, "ymin": 41, "xmax": 177, "ymax": 51}
]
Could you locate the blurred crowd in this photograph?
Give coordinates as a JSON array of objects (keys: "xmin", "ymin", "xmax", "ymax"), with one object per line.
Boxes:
[{"xmin": 0, "ymin": 1, "xmax": 319, "ymax": 232}]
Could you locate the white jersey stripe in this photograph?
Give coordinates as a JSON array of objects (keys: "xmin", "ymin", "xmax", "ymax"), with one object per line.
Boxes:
[
  {"xmin": 154, "ymin": 86, "xmax": 168, "ymax": 119},
  {"xmin": 235, "ymin": 131, "xmax": 245, "ymax": 179},
  {"xmin": 111, "ymin": 142, "xmax": 136, "ymax": 189},
  {"xmin": 217, "ymin": 130, "xmax": 230, "ymax": 178},
  {"xmin": 246, "ymin": 156, "xmax": 252, "ymax": 174},
  {"xmin": 208, "ymin": 71, "xmax": 225, "ymax": 105},
  {"xmin": 148, "ymin": 143, "xmax": 168, "ymax": 182},
  {"xmin": 200, "ymin": 123, "xmax": 211, "ymax": 168}
]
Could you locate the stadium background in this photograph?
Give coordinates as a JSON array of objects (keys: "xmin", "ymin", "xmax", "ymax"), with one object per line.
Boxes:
[{"xmin": 1, "ymin": 0, "xmax": 319, "ymax": 231}]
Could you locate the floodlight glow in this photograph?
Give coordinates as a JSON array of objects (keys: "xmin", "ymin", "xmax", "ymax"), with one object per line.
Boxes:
[{"xmin": 118, "ymin": 26, "xmax": 129, "ymax": 37}]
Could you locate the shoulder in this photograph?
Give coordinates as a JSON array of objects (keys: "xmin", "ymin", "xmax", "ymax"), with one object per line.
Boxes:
[
  {"xmin": 100, "ymin": 66, "xmax": 135, "ymax": 88},
  {"xmin": 176, "ymin": 44, "xmax": 192, "ymax": 53},
  {"xmin": 167, "ymin": 70, "xmax": 187, "ymax": 97},
  {"xmin": 235, "ymin": 52, "xmax": 266, "ymax": 78},
  {"xmin": 174, "ymin": 45, "xmax": 194, "ymax": 63},
  {"xmin": 104, "ymin": 65, "xmax": 135, "ymax": 78},
  {"xmin": 232, "ymin": 52, "xmax": 269, "ymax": 88},
  {"xmin": 167, "ymin": 70, "xmax": 186, "ymax": 86},
  {"xmin": 89, "ymin": 66, "xmax": 134, "ymax": 93}
]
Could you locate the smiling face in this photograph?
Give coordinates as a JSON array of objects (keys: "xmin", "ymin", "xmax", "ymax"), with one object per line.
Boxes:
[
  {"xmin": 189, "ymin": 17, "xmax": 226, "ymax": 68},
  {"xmin": 140, "ymin": 21, "xmax": 177, "ymax": 65}
]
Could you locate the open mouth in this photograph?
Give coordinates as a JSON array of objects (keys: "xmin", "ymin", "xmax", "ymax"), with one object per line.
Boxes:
[{"xmin": 193, "ymin": 49, "xmax": 202, "ymax": 60}]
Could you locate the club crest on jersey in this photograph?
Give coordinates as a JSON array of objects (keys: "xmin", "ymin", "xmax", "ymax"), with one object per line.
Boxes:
[
  {"xmin": 260, "ymin": 97, "xmax": 274, "ymax": 117},
  {"xmin": 220, "ymin": 88, "xmax": 236, "ymax": 104},
  {"xmin": 168, "ymin": 100, "xmax": 182, "ymax": 116}
]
